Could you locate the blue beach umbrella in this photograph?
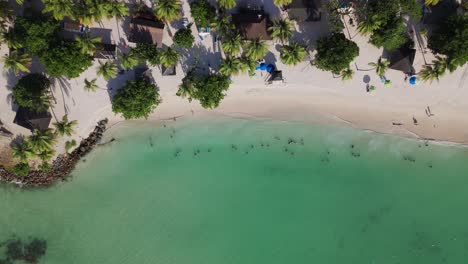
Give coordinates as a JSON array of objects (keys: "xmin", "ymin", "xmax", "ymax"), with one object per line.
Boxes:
[
  {"xmin": 259, "ymin": 63, "xmax": 267, "ymax": 71},
  {"xmin": 266, "ymin": 64, "xmax": 275, "ymax": 73},
  {"xmin": 409, "ymin": 76, "xmax": 417, "ymax": 85}
]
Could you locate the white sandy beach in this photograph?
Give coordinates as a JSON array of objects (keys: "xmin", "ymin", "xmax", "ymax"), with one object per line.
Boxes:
[{"xmin": 1, "ymin": 0, "xmax": 468, "ymax": 164}]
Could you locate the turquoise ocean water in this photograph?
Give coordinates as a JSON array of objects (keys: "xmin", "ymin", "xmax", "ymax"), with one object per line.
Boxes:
[{"xmin": 1, "ymin": 117, "xmax": 468, "ymax": 263}]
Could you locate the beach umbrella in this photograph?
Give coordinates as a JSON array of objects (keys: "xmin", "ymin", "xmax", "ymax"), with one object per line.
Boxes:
[
  {"xmin": 259, "ymin": 63, "xmax": 267, "ymax": 71},
  {"xmin": 266, "ymin": 64, "xmax": 275, "ymax": 73},
  {"xmin": 409, "ymin": 76, "xmax": 417, "ymax": 85}
]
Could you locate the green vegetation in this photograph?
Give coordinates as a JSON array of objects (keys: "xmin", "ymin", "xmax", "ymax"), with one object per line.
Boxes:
[
  {"xmin": 428, "ymin": 15, "xmax": 468, "ymax": 70},
  {"xmin": 268, "ymin": 18, "xmax": 293, "ymax": 44},
  {"xmin": 273, "ymin": 0, "xmax": 292, "ymax": 7},
  {"xmin": 153, "ymin": 0, "xmax": 181, "ymax": 24},
  {"xmin": 14, "ymin": 16, "xmax": 59, "ymax": 55},
  {"xmin": 177, "ymin": 73, "xmax": 231, "ymax": 109},
  {"xmin": 315, "ymin": 33, "xmax": 359, "ymax": 74},
  {"xmin": 340, "ymin": 68, "xmax": 354, "ymax": 81},
  {"xmin": 368, "ymin": 57, "xmax": 390, "ymax": 77},
  {"xmin": 84, "ymin": 78, "xmax": 99, "ymax": 92},
  {"xmin": 219, "ymin": 57, "xmax": 243, "ymax": 76},
  {"xmin": 159, "ymin": 47, "xmax": 179, "ymax": 67},
  {"xmin": 212, "ymin": 15, "xmax": 235, "ymax": 38},
  {"xmin": 221, "ymin": 34, "xmax": 242, "ymax": 57},
  {"xmin": 173, "ymin": 26, "xmax": 195, "ymax": 48},
  {"xmin": 119, "ymin": 51, "xmax": 139, "ymax": 70},
  {"xmin": 12, "ymin": 74, "xmax": 52, "ymax": 112},
  {"xmin": 325, "ymin": 0, "xmax": 344, "ymax": 33},
  {"xmin": 65, "ymin": 139, "xmax": 77, "ymax": 153},
  {"xmin": 280, "ymin": 42, "xmax": 306, "ymax": 65},
  {"xmin": 11, "ymin": 140, "xmax": 35, "ymax": 164},
  {"xmin": 190, "ymin": 0, "xmax": 216, "ymax": 28},
  {"xmin": 244, "ymin": 38, "xmax": 268, "ymax": 61},
  {"xmin": 2, "ymin": 51, "xmax": 32, "ymax": 76},
  {"xmin": 418, "ymin": 56, "xmax": 453, "ymax": 83},
  {"xmin": 97, "ymin": 60, "xmax": 118, "ymax": 80},
  {"xmin": 216, "ymin": 0, "xmax": 236, "ymax": 9},
  {"xmin": 132, "ymin": 43, "xmax": 160, "ymax": 65},
  {"xmin": 0, "ymin": 29, "xmax": 23, "ymax": 50},
  {"xmin": 40, "ymin": 40, "xmax": 93, "ymax": 78},
  {"xmin": 357, "ymin": 0, "xmax": 419, "ymax": 51},
  {"xmin": 10, "ymin": 162, "xmax": 30, "ymax": 177},
  {"xmin": 29, "ymin": 129, "xmax": 56, "ymax": 154},
  {"xmin": 53, "ymin": 115, "xmax": 77, "ymax": 137},
  {"xmin": 76, "ymin": 33, "xmax": 101, "ymax": 54},
  {"xmin": 42, "ymin": 0, "xmax": 75, "ymax": 21},
  {"xmin": 112, "ymin": 77, "xmax": 161, "ymax": 119}
]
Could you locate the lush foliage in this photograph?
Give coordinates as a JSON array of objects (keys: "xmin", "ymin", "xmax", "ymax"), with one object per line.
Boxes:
[
  {"xmin": 190, "ymin": 0, "xmax": 216, "ymax": 27},
  {"xmin": 273, "ymin": 0, "xmax": 292, "ymax": 7},
  {"xmin": 418, "ymin": 56, "xmax": 453, "ymax": 83},
  {"xmin": 221, "ymin": 34, "xmax": 242, "ymax": 57},
  {"xmin": 84, "ymin": 78, "xmax": 99, "ymax": 92},
  {"xmin": 76, "ymin": 33, "xmax": 101, "ymax": 54},
  {"xmin": 159, "ymin": 47, "xmax": 179, "ymax": 67},
  {"xmin": 11, "ymin": 140, "xmax": 35, "ymax": 163},
  {"xmin": 132, "ymin": 43, "xmax": 160, "ymax": 65},
  {"xmin": 177, "ymin": 73, "xmax": 231, "ymax": 109},
  {"xmin": 120, "ymin": 51, "xmax": 139, "ymax": 70},
  {"xmin": 244, "ymin": 38, "xmax": 268, "ymax": 60},
  {"xmin": 216, "ymin": 0, "xmax": 236, "ymax": 9},
  {"xmin": 268, "ymin": 18, "xmax": 293, "ymax": 44},
  {"xmin": 219, "ymin": 57, "xmax": 243, "ymax": 76},
  {"xmin": 12, "ymin": 74, "xmax": 51, "ymax": 112},
  {"xmin": 40, "ymin": 40, "xmax": 93, "ymax": 78},
  {"xmin": 97, "ymin": 60, "xmax": 118, "ymax": 80},
  {"xmin": 112, "ymin": 77, "xmax": 161, "ymax": 119},
  {"xmin": 53, "ymin": 115, "xmax": 77, "ymax": 137},
  {"xmin": 14, "ymin": 16, "xmax": 59, "ymax": 55},
  {"xmin": 213, "ymin": 15, "xmax": 235, "ymax": 38},
  {"xmin": 29, "ymin": 129, "xmax": 56, "ymax": 154},
  {"xmin": 153, "ymin": 0, "xmax": 181, "ymax": 23},
  {"xmin": 369, "ymin": 17, "xmax": 408, "ymax": 51},
  {"xmin": 173, "ymin": 27, "xmax": 195, "ymax": 48},
  {"xmin": 42, "ymin": 0, "xmax": 75, "ymax": 21},
  {"xmin": 368, "ymin": 57, "xmax": 390, "ymax": 76},
  {"xmin": 280, "ymin": 42, "xmax": 306, "ymax": 65},
  {"xmin": 357, "ymin": 0, "xmax": 421, "ymax": 50},
  {"xmin": 428, "ymin": 15, "xmax": 468, "ymax": 69},
  {"xmin": 10, "ymin": 162, "xmax": 30, "ymax": 177},
  {"xmin": 340, "ymin": 68, "xmax": 354, "ymax": 81},
  {"xmin": 314, "ymin": 33, "xmax": 359, "ymax": 74},
  {"xmin": 2, "ymin": 51, "xmax": 32, "ymax": 76}
]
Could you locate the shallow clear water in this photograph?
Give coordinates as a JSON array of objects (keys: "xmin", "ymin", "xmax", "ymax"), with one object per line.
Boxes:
[{"xmin": 1, "ymin": 117, "xmax": 468, "ymax": 264}]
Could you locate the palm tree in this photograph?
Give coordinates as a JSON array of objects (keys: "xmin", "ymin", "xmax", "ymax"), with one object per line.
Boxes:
[
  {"xmin": 240, "ymin": 56, "xmax": 257, "ymax": 76},
  {"xmin": 37, "ymin": 149, "xmax": 55, "ymax": 162},
  {"xmin": 153, "ymin": 0, "xmax": 181, "ymax": 35},
  {"xmin": 76, "ymin": 33, "xmax": 102, "ymax": 54},
  {"xmin": 425, "ymin": 0, "xmax": 439, "ymax": 5},
  {"xmin": 53, "ymin": 115, "xmax": 78, "ymax": 137},
  {"xmin": 42, "ymin": 0, "xmax": 75, "ymax": 21},
  {"xmin": 120, "ymin": 52, "xmax": 139, "ymax": 70},
  {"xmin": 84, "ymin": 78, "xmax": 99, "ymax": 92},
  {"xmin": 268, "ymin": 18, "xmax": 294, "ymax": 44},
  {"xmin": 177, "ymin": 70, "xmax": 196, "ymax": 102},
  {"xmin": 221, "ymin": 34, "xmax": 242, "ymax": 57},
  {"xmin": 433, "ymin": 55, "xmax": 457, "ymax": 73},
  {"xmin": 273, "ymin": 0, "xmax": 292, "ymax": 7},
  {"xmin": 219, "ymin": 57, "xmax": 242, "ymax": 76},
  {"xmin": 357, "ymin": 17, "xmax": 381, "ymax": 35},
  {"xmin": 0, "ymin": 30, "xmax": 23, "ymax": 50},
  {"xmin": 368, "ymin": 57, "xmax": 390, "ymax": 76},
  {"xmin": 419, "ymin": 65, "xmax": 442, "ymax": 83},
  {"xmin": 0, "ymin": 2, "xmax": 13, "ymax": 31},
  {"xmin": 105, "ymin": 1, "xmax": 129, "ymax": 39},
  {"xmin": 11, "ymin": 139, "xmax": 35, "ymax": 163},
  {"xmin": 340, "ymin": 68, "xmax": 354, "ymax": 81},
  {"xmin": 89, "ymin": 0, "xmax": 109, "ymax": 23},
  {"xmin": 244, "ymin": 38, "xmax": 268, "ymax": 61},
  {"xmin": 29, "ymin": 129, "xmax": 56, "ymax": 153},
  {"xmin": 97, "ymin": 60, "xmax": 118, "ymax": 80},
  {"xmin": 212, "ymin": 15, "xmax": 235, "ymax": 38},
  {"xmin": 280, "ymin": 42, "xmax": 306, "ymax": 65},
  {"xmin": 217, "ymin": 0, "xmax": 236, "ymax": 9},
  {"xmin": 159, "ymin": 47, "xmax": 179, "ymax": 67},
  {"xmin": 2, "ymin": 51, "xmax": 32, "ymax": 76}
]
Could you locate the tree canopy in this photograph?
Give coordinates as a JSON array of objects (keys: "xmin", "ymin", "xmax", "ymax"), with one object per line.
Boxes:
[
  {"xmin": 173, "ymin": 27, "xmax": 195, "ymax": 48},
  {"xmin": 112, "ymin": 77, "xmax": 161, "ymax": 119},
  {"xmin": 14, "ymin": 16, "xmax": 59, "ymax": 56},
  {"xmin": 429, "ymin": 14, "xmax": 468, "ymax": 69},
  {"xmin": 190, "ymin": 0, "xmax": 216, "ymax": 28},
  {"xmin": 40, "ymin": 40, "xmax": 93, "ymax": 78},
  {"xmin": 314, "ymin": 33, "xmax": 359, "ymax": 74},
  {"xmin": 132, "ymin": 43, "xmax": 160, "ymax": 65},
  {"xmin": 178, "ymin": 73, "xmax": 231, "ymax": 109},
  {"xmin": 12, "ymin": 74, "xmax": 52, "ymax": 112}
]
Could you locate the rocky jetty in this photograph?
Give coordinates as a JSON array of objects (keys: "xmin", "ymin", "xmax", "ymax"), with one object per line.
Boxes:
[{"xmin": 0, "ymin": 119, "xmax": 109, "ymax": 187}]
